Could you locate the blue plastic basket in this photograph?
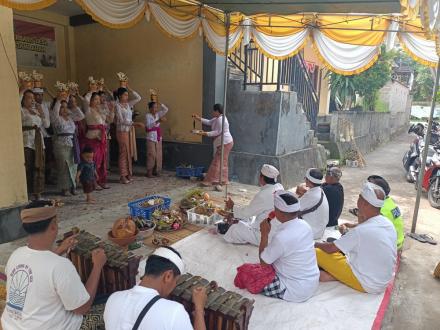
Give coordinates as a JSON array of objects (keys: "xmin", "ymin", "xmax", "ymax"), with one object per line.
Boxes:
[
  {"xmin": 128, "ymin": 195, "xmax": 171, "ymax": 220},
  {"xmin": 176, "ymin": 166, "xmax": 204, "ymax": 178}
]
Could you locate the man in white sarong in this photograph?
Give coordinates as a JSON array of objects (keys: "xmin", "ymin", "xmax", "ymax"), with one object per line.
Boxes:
[
  {"xmin": 296, "ymin": 168, "xmax": 329, "ymax": 240},
  {"xmin": 223, "ymin": 164, "xmax": 284, "ymax": 246}
]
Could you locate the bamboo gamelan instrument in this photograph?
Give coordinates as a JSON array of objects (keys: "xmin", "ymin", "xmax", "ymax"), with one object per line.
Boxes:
[
  {"xmin": 170, "ymin": 273, "xmax": 255, "ymax": 330},
  {"xmin": 66, "ymin": 231, "xmax": 141, "ymax": 296}
]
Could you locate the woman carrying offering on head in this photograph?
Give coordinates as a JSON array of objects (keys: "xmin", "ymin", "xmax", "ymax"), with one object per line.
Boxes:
[
  {"xmin": 145, "ymin": 90, "xmax": 168, "ymax": 178},
  {"xmin": 81, "ymin": 92, "xmax": 111, "ymax": 189},
  {"xmin": 192, "ymin": 103, "xmax": 234, "ymax": 190},
  {"xmin": 114, "ymin": 83, "xmax": 142, "ymax": 184},
  {"xmin": 52, "ymin": 84, "xmax": 85, "ymax": 196}
]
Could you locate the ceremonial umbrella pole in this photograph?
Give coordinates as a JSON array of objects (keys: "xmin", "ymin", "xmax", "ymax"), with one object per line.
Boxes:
[
  {"xmin": 219, "ymin": 13, "xmax": 230, "ymax": 199},
  {"xmin": 411, "ymin": 60, "xmax": 440, "ymax": 233}
]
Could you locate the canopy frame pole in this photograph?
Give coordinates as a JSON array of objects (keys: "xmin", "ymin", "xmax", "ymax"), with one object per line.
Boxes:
[
  {"xmin": 410, "ymin": 60, "xmax": 440, "ymax": 233},
  {"xmin": 219, "ymin": 12, "xmax": 230, "ymax": 191}
]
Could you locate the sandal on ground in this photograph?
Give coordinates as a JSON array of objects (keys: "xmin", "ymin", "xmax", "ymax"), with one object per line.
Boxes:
[
  {"xmin": 120, "ymin": 177, "xmax": 129, "ymax": 184},
  {"xmin": 70, "ymin": 188, "xmax": 77, "ymax": 196},
  {"xmin": 95, "ymin": 185, "xmax": 103, "ymax": 191},
  {"xmin": 419, "ymin": 234, "xmax": 437, "ymax": 245},
  {"xmin": 99, "ymin": 184, "xmax": 110, "ymax": 189},
  {"xmin": 407, "ymin": 232, "xmax": 427, "ymax": 243},
  {"xmin": 214, "ymin": 185, "xmax": 223, "ymax": 192},
  {"xmin": 349, "ymin": 208, "xmax": 359, "ymax": 217}
]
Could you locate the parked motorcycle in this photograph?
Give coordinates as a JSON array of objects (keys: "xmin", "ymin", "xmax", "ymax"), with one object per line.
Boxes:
[
  {"xmin": 402, "ymin": 124, "xmax": 425, "ymax": 183},
  {"xmin": 403, "ymin": 122, "xmax": 440, "ymax": 183},
  {"xmin": 422, "ymin": 147, "xmax": 440, "ymax": 208}
]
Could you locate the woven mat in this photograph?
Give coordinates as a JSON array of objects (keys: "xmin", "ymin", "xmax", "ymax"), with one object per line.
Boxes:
[{"xmin": 142, "ymin": 223, "xmax": 203, "ymax": 248}]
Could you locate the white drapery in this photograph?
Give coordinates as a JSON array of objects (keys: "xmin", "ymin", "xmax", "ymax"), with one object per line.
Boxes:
[
  {"xmin": 251, "ymin": 28, "xmax": 309, "ymax": 59},
  {"xmin": 202, "ymin": 19, "xmax": 243, "ymax": 55},
  {"xmin": 148, "ymin": 2, "xmax": 200, "ymax": 39},
  {"xmin": 312, "ymin": 30, "xmax": 381, "ymax": 74},
  {"xmin": 77, "ymin": 0, "xmax": 146, "ymax": 28},
  {"xmin": 399, "ymin": 31, "xmax": 439, "ymax": 65}
]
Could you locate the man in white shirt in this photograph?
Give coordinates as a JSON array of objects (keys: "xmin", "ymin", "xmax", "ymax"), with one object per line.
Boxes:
[
  {"xmin": 259, "ymin": 191, "xmax": 320, "ymax": 302},
  {"xmin": 315, "ymin": 182, "xmax": 397, "ymax": 293},
  {"xmin": 223, "ymin": 164, "xmax": 284, "ymax": 246},
  {"xmin": 1, "ymin": 202, "xmax": 107, "ymax": 330},
  {"xmin": 296, "ymin": 168, "xmax": 329, "ymax": 239},
  {"xmin": 104, "ymin": 246, "xmax": 207, "ymax": 330}
]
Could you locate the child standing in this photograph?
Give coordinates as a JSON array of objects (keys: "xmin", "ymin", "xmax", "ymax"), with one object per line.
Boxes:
[{"xmin": 76, "ymin": 146, "xmax": 99, "ymax": 203}]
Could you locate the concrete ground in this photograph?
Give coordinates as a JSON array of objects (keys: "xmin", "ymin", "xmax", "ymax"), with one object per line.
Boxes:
[{"xmin": 0, "ymin": 132, "xmax": 439, "ymax": 328}]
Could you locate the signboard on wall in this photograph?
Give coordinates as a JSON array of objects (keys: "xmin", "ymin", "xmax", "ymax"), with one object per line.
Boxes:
[{"xmin": 13, "ymin": 19, "xmax": 57, "ymax": 68}]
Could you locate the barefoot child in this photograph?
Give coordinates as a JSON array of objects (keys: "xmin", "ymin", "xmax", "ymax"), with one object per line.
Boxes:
[{"xmin": 76, "ymin": 146, "xmax": 99, "ymax": 203}]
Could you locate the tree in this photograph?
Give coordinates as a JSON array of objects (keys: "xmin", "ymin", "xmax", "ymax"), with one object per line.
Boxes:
[
  {"xmin": 352, "ymin": 48, "xmax": 394, "ymax": 111},
  {"xmin": 329, "ymin": 46, "xmax": 394, "ymax": 111}
]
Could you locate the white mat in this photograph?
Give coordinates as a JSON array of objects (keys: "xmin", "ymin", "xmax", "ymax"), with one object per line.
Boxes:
[{"xmin": 139, "ymin": 229, "xmax": 385, "ymax": 330}]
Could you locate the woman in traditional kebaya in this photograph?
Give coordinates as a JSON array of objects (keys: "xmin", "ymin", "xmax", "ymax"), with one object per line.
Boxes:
[
  {"xmin": 145, "ymin": 94, "xmax": 168, "ymax": 178},
  {"xmin": 52, "ymin": 93, "xmax": 84, "ymax": 196},
  {"xmin": 21, "ymin": 89, "xmax": 48, "ymax": 199},
  {"xmin": 192, "ymin": 104, "xmax": 234, "ymax": 190},
  {"xmin": 115, "ymin": 86, "xmax": 142, "ymax": 184},
  {"xmin": 81, "ymin": 92, "xmax": 112, "ymax": 189}
]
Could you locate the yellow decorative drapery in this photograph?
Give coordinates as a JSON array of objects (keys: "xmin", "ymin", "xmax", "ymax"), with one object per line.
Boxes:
[{"xmin": 1, "ymin": 0, "xmax": 439, "ymax": 73}]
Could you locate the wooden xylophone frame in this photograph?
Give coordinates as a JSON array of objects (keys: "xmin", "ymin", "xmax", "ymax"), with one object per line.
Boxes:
[
  {"xmin": 67, "ymin": 231, "xmax": 141, "ymax": 296},
  {"xmin": 169, "ymin": 273, "xmax": 254, "ymax": 330}
]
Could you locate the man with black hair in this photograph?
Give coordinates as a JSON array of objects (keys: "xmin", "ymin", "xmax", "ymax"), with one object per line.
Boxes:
[
  {"xmin": 259, "ymin": 190, "xmax": 319, "ymax": 302},
  {"xmin": 1, "ymin": 205, "xmax": 107, "ymax": 330},
  {"xmin": 296, "ymin": 168, "xmax": 329, "ymax": 239},
  {"xmin": 322, "ymin": 167, "xmax": 344, "ymax": 227},
  {"xmin": 223, "ymin": 164, "xmax": 284, "ymax": 245},
  {"xmin": 104, "ymin": 246, "xmax": 207, "ymax": 330}
]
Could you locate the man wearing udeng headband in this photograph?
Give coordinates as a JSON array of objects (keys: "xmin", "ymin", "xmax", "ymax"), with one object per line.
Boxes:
[
  {"xmin": 315, "ymin": 182, "xmax": 397, "ymax": 293},
  {"xmin": 104, "ymin": 246, "xmax": 207, "ymax": 330}
]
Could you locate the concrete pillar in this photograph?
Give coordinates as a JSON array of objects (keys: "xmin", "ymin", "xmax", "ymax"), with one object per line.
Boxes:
[{"xmin": 0, "ymin": 6, "xmax": 28, "ymax": 243}]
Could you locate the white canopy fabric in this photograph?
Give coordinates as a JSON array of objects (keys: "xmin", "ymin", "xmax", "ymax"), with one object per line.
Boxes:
[{"xmin": 2, "ymin": 0, "xmax": 439, "ymax": 74}]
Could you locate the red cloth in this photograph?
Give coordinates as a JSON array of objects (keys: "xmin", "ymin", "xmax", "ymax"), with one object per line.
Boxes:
[{"xmin": 234, "ymin": 263, "xmax": 276, "ymax": 294}]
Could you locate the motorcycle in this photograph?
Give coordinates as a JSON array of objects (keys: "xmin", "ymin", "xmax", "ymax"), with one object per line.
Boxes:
[
  {"xmin": 402, "ymin": 124, "xmax": 425, "ymax": 183},
  {"xmin": 422, "ymin": 147, "xmax": 440, "ymax": 209}
]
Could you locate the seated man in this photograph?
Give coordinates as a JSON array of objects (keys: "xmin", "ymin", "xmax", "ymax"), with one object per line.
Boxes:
[
  {"xmin": 315, "ymin": 182, "xmax": 397, "ymax": 293},
  {"xmin": 224, "ymin": 164, "xmax": 284, "ymax": 246},
  {"xmin": 104, "ymin": 246, "xmax": 207, "ymax": 330},
  {"xmin": 259, "ymin": 191, "xmax": 319, "ymax": 302},
  {"xmin": 1, "ymin": 202, "xmax": 107, "ymax": 330},
  {"xmin": 341, "ymin": 175, "xmax": 404, "ymax": 250},
  {"xmin": 322, "ymin": 167, "xmax": 344, "ymax": 227},
  {"xmin": 296, "ymin": 168, "xmax": 329, "ymax": 239}
]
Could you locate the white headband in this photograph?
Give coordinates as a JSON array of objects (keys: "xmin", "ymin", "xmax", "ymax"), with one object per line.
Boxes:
[
  {"xmin": 361, "ymin": 182, "xmax": 385, "ymax": 208},
  {"xmin": 274, "ymin": 190, "xmax": 300, "ymax": 213},
  {"xmin": 305, "ymin": 168, "xmax": 322, "ymax": 185},
  {"xmin": 152, "ymin": 247, "xmax": 185, "ymax": 274}
]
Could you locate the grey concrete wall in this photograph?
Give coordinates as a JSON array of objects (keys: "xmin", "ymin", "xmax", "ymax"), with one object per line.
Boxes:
[
  {"xmin": 329, "ymin": 111, "xmax": 410, "ymax": 157},
  {"xmin": 227, "ymin": 78, "xmax": 313, "ymax": 156},
  {"xmin": 229, "ymin": 144, "xmax": 326, "ymax": 188}
]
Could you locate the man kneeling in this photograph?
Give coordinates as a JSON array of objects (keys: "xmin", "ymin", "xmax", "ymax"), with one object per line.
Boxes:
[
  {"xmin": 315, "ymin": 182, "xmax": 397, "ymax": 293},
  {"xmin": 259, "ymin": 191, "xmax": 319, "ymax": 302},
  {"xmin": 104, "ymin": 246, "xmax": 207, "ymax": 330}
]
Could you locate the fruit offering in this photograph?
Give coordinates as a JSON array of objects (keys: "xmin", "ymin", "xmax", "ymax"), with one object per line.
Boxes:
[
  {"xmin": 153, "ymin": 210, "xmax": 186, "ymax": 231},
  {"xmin": 112, "ymin": 217, "xmax": 137, "ymax": 238},
  {"xmin": 180, "ymin": 189, "xmax": 209, "ymax": 209},
  {"xmin": 140, "ymin": 198, "xmax": 164, "ymax": 208}
]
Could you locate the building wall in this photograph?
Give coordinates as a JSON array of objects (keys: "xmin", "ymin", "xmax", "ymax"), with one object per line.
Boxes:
[
  {"xmin": 74, "ymin": 20, "xmax": 203, "ymax": 143},
  {"xmin": 378, "ymin": 80, "xmax": 411, "ymax": 113},
  {"xmin": 0, "ymin": 7, "xmax": 27, "ymax": 207},
  {"xmin": 14, "ymin": 10, "xmax": 75, "ymax": 98}
]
